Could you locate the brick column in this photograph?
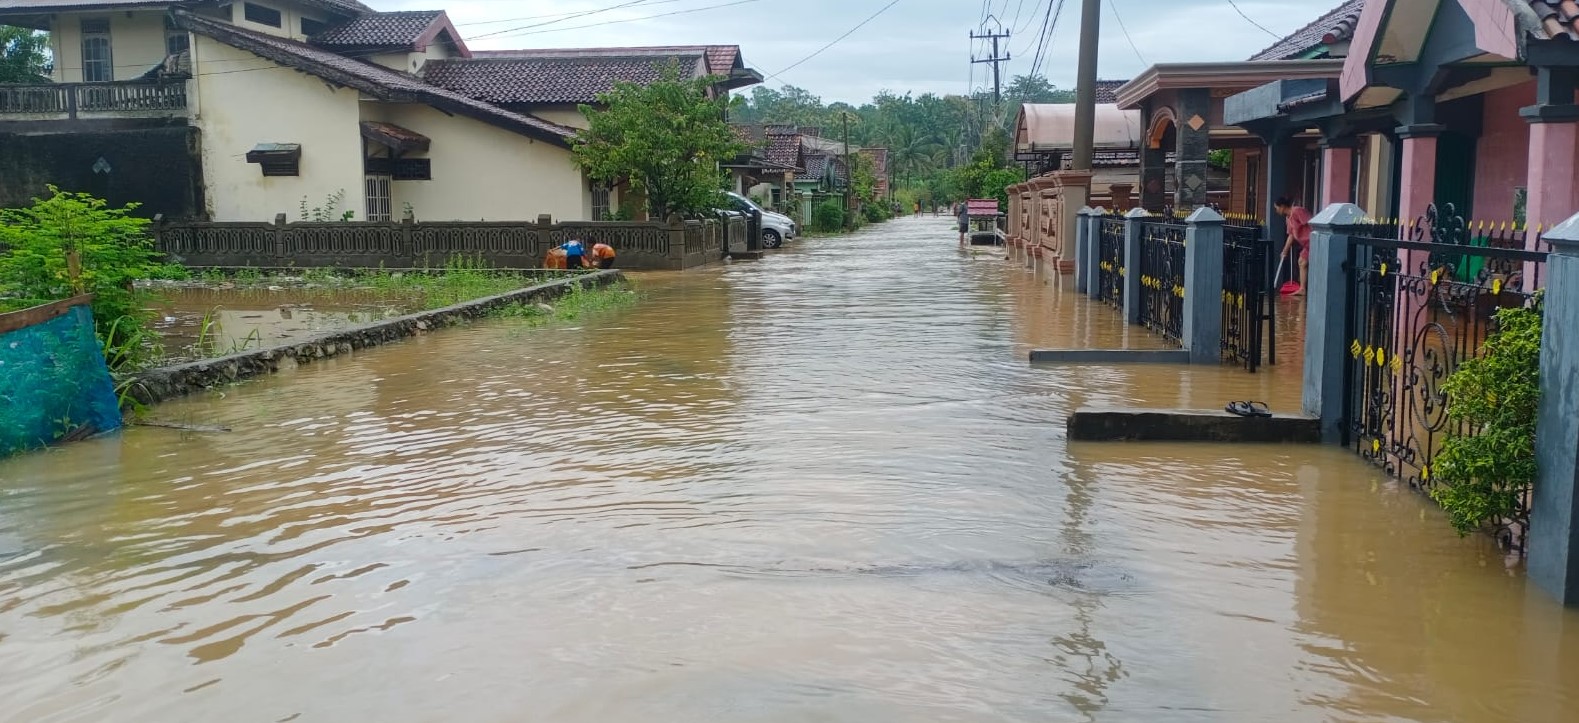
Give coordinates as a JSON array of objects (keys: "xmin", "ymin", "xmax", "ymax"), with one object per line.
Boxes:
[
  {"xmin": 1319, "ymin": 138, "xmax": 1357, "ymax": 206},
  {"xmin": 1302, "ymin": 203, "xmax": 1367, "ymax": 443},
  {"xmin": 1520, "ymin": 67, "xmax": 1579, "ymax": 239},
  {"xmin": 1530, "ymin": 212, "xmax": 1579, "ymax": 606},
  {"xmin": 1394, "ymin": 123, "xmax": 1443, "ymax": 225}
]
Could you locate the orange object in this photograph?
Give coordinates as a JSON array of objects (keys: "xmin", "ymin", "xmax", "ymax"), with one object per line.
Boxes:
[
  {"xmin": 544, "ymin": 247, "xmax": 568, "ymax": 269},
  {"xmin": 590, "ymin": 243, "xmax": 616, "ymax": 261}
]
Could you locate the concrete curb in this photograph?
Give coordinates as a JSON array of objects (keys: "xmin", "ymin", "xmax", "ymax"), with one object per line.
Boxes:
[
  {"xmin": 125, "ymin": 270, "xmax": 624, "ymax": 407},
  {"xmin": 1067, "ymin": 407, "xmax": 1321, "ymax": 443}
]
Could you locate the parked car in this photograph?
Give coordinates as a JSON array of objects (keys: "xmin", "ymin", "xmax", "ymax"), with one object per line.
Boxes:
[{"xmin": 722, "ymin": 191, "xmax": 797, "ymax": 248}]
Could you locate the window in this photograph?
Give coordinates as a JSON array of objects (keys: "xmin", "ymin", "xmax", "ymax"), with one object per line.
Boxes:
[
  {"xmin": 243, "ymin": 3, "xmax": 282, "ymax": 28},
  {"xmin": 164, "ymin": 15, "xmax": 189, "ymax": 56},
  {"xmin": 80, "ymin": 18, "xmax": 112, "ymax": 82},
  {"xmin": 392, "ymin": 158, "xmax": 430, "ymax": 181},
  {"xmin": 301, "ymin": 17, "xmax": 328, "ymax": 36},
  {"xmin": 591, "ymin": 185, "xmax": 611, "ymax": 220},
  {"xmin": 365, "ymin": 175, "xmax": 392, "ymax": 222}
]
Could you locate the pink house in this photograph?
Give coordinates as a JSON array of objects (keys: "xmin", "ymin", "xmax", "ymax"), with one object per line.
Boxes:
[{"xmin": 1226, "ymin": 0, "xmax": 1579, "ymax": 241}]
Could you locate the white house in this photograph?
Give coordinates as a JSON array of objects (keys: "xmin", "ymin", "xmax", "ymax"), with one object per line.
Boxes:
[{"xmin": 0, "ymin": 0, "xmax": 760, "ymax": 223}]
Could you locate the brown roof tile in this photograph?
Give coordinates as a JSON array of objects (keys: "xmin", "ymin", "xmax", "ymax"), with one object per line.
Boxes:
[
  {"xmin": 175, "ymin": 11, "xmax": 574, "ymax": 145},
  {"xmin": 422, "ymin": 52, "xmax": 711, "ymax": 105},
  {"xmin": 1249, "ymin": 0, "xmax": 1367, "ymax": 61},
  {"xmin": 1528, "ymin": 0, "xmax": 1579, "ymax": 40},
  {"xmin": 313, "ymin": 10, "xmax": 444, "ymax": 48},
  {"xmin": 1093, "ymin": 80, "xmax": 1126, "ymax": 104},
  {"xmin": 472, "ymin": 45, "xmax": 741, "ymax": 77}
]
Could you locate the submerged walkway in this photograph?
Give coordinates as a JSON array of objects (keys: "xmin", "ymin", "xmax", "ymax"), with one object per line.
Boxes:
[{"xmin": 0, "ymin": 216, "xmax": 1576, "ymax": 722}]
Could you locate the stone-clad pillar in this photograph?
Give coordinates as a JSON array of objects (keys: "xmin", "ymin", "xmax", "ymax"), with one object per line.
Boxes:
[
  {"xmin": 1122, "ymin": 207, "xmax": 1148, "ymax": 325},
  {"xmin": 1302, "ymin": 203, "xmax": 1367, "ymax": 443},
  {"xmin": 1529, "ymin": 212, "xmax": 1579, "ymax": 606},
  {"xmin": 1140, "ymin": 104, "xmax": 1168, "ymax": 213},
  {"xmin": 1174, "ymin": 88, "xmax": 1213, "ymax": 212},
  {"xmin": 1183, "ymin": 208, "xmax": 1225, "ymax": 365}
]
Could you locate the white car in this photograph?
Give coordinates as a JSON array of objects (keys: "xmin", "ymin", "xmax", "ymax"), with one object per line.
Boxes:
[{"xmin": 724, "ymin": 191, "xmax": 797, "ymax": 248}]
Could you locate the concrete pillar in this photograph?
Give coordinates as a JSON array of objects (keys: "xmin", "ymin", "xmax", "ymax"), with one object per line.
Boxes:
[
  {"xmin": 1530, "ymin": 212, "xmax": 1579, "ymax": 606},
  {"xmin": 1108, "ymin": 183, "xmax": 1134, "ymax": 212},
  {"xmin": 1183, "ymin": 207, "xmax": 1225, "ymax": 365},
  {"xmin": 1074, "ymin": 206, "xmax": 1094, "ymax": 294},
  {"xmin": 1394, "ymin": 123, "xmax": 1444, "ymax": 225},
  {"xmin": 1302, "ymin": 203, "xmax": 1368, "ymax": 443},
  {"xmin": 1122, "ymin": 207, "xmax": 1149, "ymax": 325},
  {"xmin": 1086, "ymin": 208, "xmax": 1107, "ymax": 301},
  {"xmin": 1320, "ymin": 139, "xmax": 1357, "ymax": 206},
  {"xmin": 1174, "ymin": 88, "xmax": 1213, "ymax": 211}
]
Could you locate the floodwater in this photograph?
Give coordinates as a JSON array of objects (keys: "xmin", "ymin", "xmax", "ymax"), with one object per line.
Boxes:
[
  {"xmin": 4, "ymin": 215, "xmax": 1579, "ymax": 722},
  {"xmin": 150, "ymin": 287, "xmax": 415, "ymax": 361}
]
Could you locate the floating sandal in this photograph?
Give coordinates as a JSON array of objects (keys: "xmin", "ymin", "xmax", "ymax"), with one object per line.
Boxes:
[{"xmin": 1225, "ymin": 401, "xmax": 1272, "ymax": 418}]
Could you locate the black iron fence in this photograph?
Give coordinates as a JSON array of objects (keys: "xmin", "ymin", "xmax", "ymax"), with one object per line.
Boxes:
[
  {"xmin": 1343, "ymin": 203, "xmax": 1546, "ymax": 550},
  {"xmin": 1097, "ymin": 217, "xmax": 1125, "ymax": 308},
  {"xmin": 1137, "ymin": 220, "xmax": 1186, "ymax": 344},
  {"xmin": 1221, "ymin": 221, "xmax": 1272, "ymax": 372}
]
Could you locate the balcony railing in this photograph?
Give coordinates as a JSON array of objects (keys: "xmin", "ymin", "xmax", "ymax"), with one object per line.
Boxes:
[{"xmin": 0, "ymin": 81, "xmax": 187, "ymax": 119}]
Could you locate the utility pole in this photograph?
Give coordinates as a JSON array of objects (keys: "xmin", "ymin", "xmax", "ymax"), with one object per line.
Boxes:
[
  {"xmin": 969, "ymin": 26, "xmax": 1012, "ymax": 105},
  {"xmin": 1070, "ymin": 0, "xmax": 1102, "ymax": 171},
  {"xmin": 841, "ymin": 111, "xmax": 854, "ymax": 230}
]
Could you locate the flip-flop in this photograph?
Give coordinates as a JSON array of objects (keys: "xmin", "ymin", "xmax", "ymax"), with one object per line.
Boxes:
[{"xmin": 1225, "ymin": 401, "xmax": 1272, "ymax": 418}]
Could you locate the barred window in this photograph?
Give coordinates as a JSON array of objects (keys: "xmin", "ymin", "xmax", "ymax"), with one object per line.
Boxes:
[
  {"xmin": 80, "ymin": 18, "xmax": 112, "ymax": 82},
  {"xmin": 591, "ymin": 186, "xmax": 611, "ymax": 220},
  {"xmin": 365, "ymin": 176, "xmax": 392, "ymax": 222}
]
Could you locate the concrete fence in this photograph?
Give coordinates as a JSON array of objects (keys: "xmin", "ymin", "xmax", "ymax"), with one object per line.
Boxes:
[{"xmin": 152, "ymin": 213, "xmax": 754, "ymax": 271}]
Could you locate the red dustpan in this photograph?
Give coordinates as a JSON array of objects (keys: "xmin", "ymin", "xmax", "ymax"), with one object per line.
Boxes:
[{"xmin": 1274, "ymin": 253, "xmax": 1301, "ymax": 295}]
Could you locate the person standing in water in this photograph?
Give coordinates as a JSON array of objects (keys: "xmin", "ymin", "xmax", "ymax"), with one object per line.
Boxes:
[
  {"xmin": 957, "ymin": 203, "xmax": 970, "ymax": 246},
  {"xmin": 1276, "ymin": 197, "xmax": 1312, "ymax": 295}
]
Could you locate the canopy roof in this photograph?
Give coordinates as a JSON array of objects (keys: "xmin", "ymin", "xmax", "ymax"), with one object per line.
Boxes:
[{"xmin": 1014, "ymin": 104, "xmax": 1141, "ymax": 153}]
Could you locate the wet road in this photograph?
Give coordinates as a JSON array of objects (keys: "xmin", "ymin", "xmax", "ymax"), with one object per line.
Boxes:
[{"xmin": 2, "ymin": 215, "xmax": 1578, "ymax": 722}]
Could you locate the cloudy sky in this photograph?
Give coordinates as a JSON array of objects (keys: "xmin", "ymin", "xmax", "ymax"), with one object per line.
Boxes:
[{"xmin": 387, "ymin": 0, "xmax": 1328, "ymax": 104}]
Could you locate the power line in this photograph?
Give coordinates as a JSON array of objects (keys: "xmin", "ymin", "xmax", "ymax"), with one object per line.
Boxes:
[
  {"xmin": 763, "ymin": 0, "xmax": 903, "ymax": 82},
  {"xmin": 1029, "ymin": 0, "xmax": 1068, "ymax": 79},
  {"xmin": 471, "ymin": 0, "xmax": 755, "ymax": 41},
  {"xmin": 1224, "ymin": 0, "xmax": 1280, "ymax": 40},
  {"xmin": 455, "ymin": 0, "xmax": 681, "ymax": 27},
  {"xmin": 1107, "ymin": 0, "xmax": 1147, "ymax": 66}
]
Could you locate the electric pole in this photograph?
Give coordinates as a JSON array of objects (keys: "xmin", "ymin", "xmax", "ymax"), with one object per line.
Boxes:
[
  {"xmin": 841, "ymin": 111, "xmax": 854, "ymax": 230},
  {"xmin": 1070, "ymin": 0, "xmax": 1102, "ymax": 171},
  {"xmin": 969, "ymin": 26, "xmax": 1011, "ymax": 105}
]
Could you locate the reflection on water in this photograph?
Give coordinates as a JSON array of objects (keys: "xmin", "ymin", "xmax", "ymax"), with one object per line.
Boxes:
[
  {"xmin": 3, "ymin": 216, "xmax": 1578, "ymax": 722},
  {"xmin": 151, "ymin": 287, "xmax": 415, "ymax": 360}
]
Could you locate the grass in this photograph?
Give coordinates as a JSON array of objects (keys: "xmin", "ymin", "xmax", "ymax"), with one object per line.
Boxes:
[
  {"xmin": 184, "ymin": 257, "xmax": 597, "ymax": 311},
  {"xmin": 492, "ymin": 279, "xmax": 639, "ymax": 327}
]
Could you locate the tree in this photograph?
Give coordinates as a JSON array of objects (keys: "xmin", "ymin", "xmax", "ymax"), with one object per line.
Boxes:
[
  {"xmin": 1005, "ymin": 74, "xmax": 1075, "ymax": 106},
  {"xmin": 1, "ymin": 26, "xmax": 51, "ymax": 83},
  {"xmin": 573, "ymin": 65, "xmax": 746, "ymax": 219}
]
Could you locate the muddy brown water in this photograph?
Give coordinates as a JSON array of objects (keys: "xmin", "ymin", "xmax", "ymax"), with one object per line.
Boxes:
[
  {"xmin": 150, "ymin": 287, "xmax": 418, "ymax": 361},
  {"xmin": 4, "ymin": 216, "xmax": 1579, "ymax": 722}
]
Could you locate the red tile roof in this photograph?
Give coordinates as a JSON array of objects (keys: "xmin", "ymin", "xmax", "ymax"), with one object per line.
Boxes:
[
  {"xmin": 1529, "ymin": 0, "xmax": 1579, "ymax": 40},
  {"xmin": 1248, "ymin": 0, "xmax": 1366, "ymax": 61},
  {"xmin": 472, "ymin": 45, "xmax": 741, "ymax": 78},
  {"xmin": 175, "ymin": 11, "xmax": 575, "ymax": 145},
  {"xmin": 421, "ymin": 52, "xmax": 713, "ymax": 105}
]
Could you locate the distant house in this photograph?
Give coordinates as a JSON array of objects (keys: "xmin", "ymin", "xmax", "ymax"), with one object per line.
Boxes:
[
  {"xmin": 0, "ymin": 1, "xmax": 760, "ymax": 224},
  {"xmin": 857, "ymin": 147, "xmax": 889, "ymax": 199}
]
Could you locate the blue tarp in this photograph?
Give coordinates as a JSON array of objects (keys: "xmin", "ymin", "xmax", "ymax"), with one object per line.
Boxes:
[{"xmin": 0, "ymin": 301, "xmax": 122, "ymax": 457}]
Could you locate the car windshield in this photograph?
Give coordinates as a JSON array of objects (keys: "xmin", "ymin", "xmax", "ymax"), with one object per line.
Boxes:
[{"xmin": 729, "ymin": 194, "xmax": 761, "ymax": 213}]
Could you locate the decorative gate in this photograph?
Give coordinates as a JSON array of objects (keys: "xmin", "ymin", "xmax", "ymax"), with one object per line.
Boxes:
[
  {"xmin": 1343, "ymin": 204, "xmax": 1546, "ymax": 549},
  {"xmin": 1222, "ymin": 222, "xmax": 1272, "ymax": 372},
  {"xmin": 1137, "ymin": 220, "xmax": 1186, "ymax": 345},
  {"xmin": 1097, "ymin": 217, "xmax": 1125, "ymax": 308}
]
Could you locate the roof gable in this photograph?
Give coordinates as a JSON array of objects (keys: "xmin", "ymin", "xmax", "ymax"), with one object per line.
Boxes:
[
  {"xmin": 312, "ymin": 10, "xmax": 471, "ymax": 56},
  {"xmin": 1249, "ymin": 0, "xmax": 1367, "ymax": 60}
]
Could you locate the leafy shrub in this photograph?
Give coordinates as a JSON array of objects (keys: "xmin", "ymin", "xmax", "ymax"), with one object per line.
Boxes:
[
  {"xmin": 1431, "ymin": 303, "xmax": 1542, "ymax": 537},
  {"xmin": 812, "ymin": 200, "xmax": 845, "ymax": 233},
  {"xmin": 0, "ymin": 187, "xmax": 169, "ymax": 370}
]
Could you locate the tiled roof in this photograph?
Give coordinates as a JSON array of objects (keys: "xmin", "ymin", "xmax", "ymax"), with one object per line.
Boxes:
[
  {"xmin": 1248, "ymin": 0, "xmax": 1366, "ymax": 61},
  {"xmin": 1529, "ymin": 0, "xmax": 1579, "ymax": 40},
  {"xmin": 174, "ymin": 11, "xmax": 574, "ymax": 145},
  {"xmin": 472, "ymin": 45, "xmax": 741, "ymax": 77},
  {"xmin": 313, "ymin": 10, "xmax": 444, "ymax": 47},
  {"xmin": 0, "ymin": 0, "xmax": 369, "ymax": 19},
  {"xmin": 804, "ymin": 154, "xmax": 830, "ymax": 179},
  {"xmin": 1093, "ymin": 80, "xmax": 1127, "ymax": 104},
  {"xmin": 422, "ymin": 53, "xmax": 710, "ymax": 105}
]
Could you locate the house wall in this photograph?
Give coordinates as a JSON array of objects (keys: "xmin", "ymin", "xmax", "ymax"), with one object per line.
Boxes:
[
  {"xmin": 47, "ymin": 10, "xmax": 168, "ymax": 83},
  {"xmin": 1472, "ymin": 82, "xmax": 1534, "ymax": 223},
  {"xmin": 534, "ymin": 107, "xmax": 591, "ymax": 130},
  {"xmin": 190, "ymin": 35, "xmax": 365, "ymax": 221},
  {"xmin": 361, "ymin": 103, "xmax": 590, "ymax": 222},
  {"xmin": 369, "ymin": 44, "xmax": 453, "ymax": 74},
  {"xmin": 230, "ymin": 0, "xmax": 332, "ymax": 41}
]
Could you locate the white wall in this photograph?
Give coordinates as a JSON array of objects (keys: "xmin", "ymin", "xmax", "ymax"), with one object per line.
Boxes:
[
  {"xmin": 48, "ymin": 10, "xmax": 168, "ymax": 83},
  {"xmin": 533, "ymin": 107, "xmax": 590, "ymax": 130},
  {"xmin": 361, "ymin": 102, "xmax": 590, "ymax": 222},
  {"xmin": 191, "ymin": 35, "xmax": 365, "ymax": 221},
  {"xmin": 229, "ymin": 0, "xmax": 330, "ymax": 41}
]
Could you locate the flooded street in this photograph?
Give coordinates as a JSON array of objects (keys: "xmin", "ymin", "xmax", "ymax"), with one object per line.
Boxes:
[{"xmin": 4, "ymin": 215, "xmax": 1579, "ymax": 721}]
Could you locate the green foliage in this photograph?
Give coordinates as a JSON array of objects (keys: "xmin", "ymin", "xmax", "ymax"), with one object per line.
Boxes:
[
  {"xmin": 941, "ymin": 158, "xmax": 1024, "ymax": 210},
  {"xmin": 573, "ymin": 63, "xmax": 746, "ymax": 219},
  {"xmin": 812, "ymin": 200, "xmax": 845, "ymax": 233},
  {"xmin": 0, "ymin": 25, "xmax": 51, "ymax": 83},
  {"xmin": 1431, "ymin": 304, "xmax": 1543, "ymax": 536},
  {"xmin": 494, "ymin": 280, "xmax": 638, "ymax": 326},
  {"xmin": 300, "ymin": 190, "xmax": 354, "ymax": 222},
  {"xmin": 0, "ymin": 187, "xmax": 168, "ymax": 370},
  {"xmin": 1208, "ymin": 149, "xmax": 1233, "ymax": 171}
]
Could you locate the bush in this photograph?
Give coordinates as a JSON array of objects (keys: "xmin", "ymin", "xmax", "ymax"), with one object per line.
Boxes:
[
  {"xmin": 0, "ymin": 187, "xmax": 169, "ymax": 370},
  {"xmin": 862, "ymin": 202, "xmax": 890, "ymax": 224},
  {"xmin": 812, "ymin": 200, "xmax": 845, "ymax": 233},
  {"xmin": 1431, "ymin": 303, "xmax": 1542, "ymax": 538}
]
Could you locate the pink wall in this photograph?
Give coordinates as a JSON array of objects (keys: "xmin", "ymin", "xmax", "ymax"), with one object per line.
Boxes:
[{"xmin": 1472, "ymin": 82, "xmax": 1534, "ymax": 222}]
